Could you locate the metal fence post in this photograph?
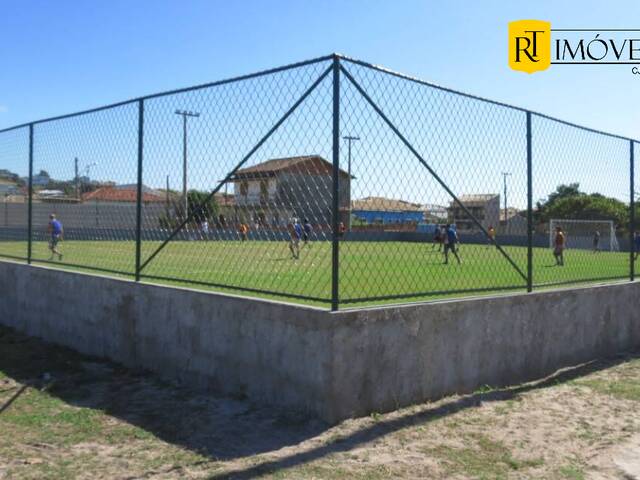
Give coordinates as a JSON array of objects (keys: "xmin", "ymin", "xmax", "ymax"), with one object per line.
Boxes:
[
  {"xmin": 526, "ymin": 112, "xmax": 533, "ymax": 292},
  {"xmin": 630, "ymin": 140, "xmax": 635, "ymax": 282},
  {"xmin": 27, "ymin": 123, "xmax": 34, "ymax": 264},
  {"xmin": 331, "ymin": 55, "xmax": 340, "ymax": 311},
  {"xmin": 135, "ymin": 99, "xmax": 144, "ymax": 281}
]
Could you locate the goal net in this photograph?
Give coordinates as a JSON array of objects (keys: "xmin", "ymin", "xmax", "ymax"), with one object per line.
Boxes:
[{"xmin": 549, "ymin": 219, "xmax": 619, "ymax": 252}]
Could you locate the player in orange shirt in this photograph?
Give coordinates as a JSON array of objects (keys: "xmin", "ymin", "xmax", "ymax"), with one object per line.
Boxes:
[
  {"xmin": 553, "ymin": 226, "xmax": 565, "ymax": 266},
  {"xmin": 239, "ymin": 223, "xmax": 248, "ymax": 242},
  {"xmin": 487, "ymin": 225, "xmax": 496, "ymax": 248}
]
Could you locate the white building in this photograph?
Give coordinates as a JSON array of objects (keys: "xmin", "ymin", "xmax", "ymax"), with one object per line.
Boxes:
[{"xmin": 448, "ymin": 194, "xmax": 500, "ymax": 232}]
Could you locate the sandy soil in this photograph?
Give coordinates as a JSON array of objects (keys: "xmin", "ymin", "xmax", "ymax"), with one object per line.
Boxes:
[{"xmin": 1, "ymin": 326, "xmax": 639, "ymax": 479}]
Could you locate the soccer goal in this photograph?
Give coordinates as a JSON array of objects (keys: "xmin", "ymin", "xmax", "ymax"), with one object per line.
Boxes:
[{"xmin": 549, "ymin": 219, "xmax": 620, "ymax": 252}]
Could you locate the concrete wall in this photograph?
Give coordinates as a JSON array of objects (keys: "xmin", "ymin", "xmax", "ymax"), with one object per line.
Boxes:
[
  {"xmin": 327, "ymin": 286, "xmax": 640, "ymax": 420},
  {"xmin": 1, "ymin": 259, "xmax": 639, "ymax": 423}
]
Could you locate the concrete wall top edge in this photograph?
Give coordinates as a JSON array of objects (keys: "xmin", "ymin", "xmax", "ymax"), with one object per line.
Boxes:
[
  {"xmin": 333, "ymin": 279, "xmax": 639, "ymax": 320},
  {"xmin": 3, "ymin": 260, "xmax": 637, "ymax": 327},
  {"xmin": 0, "ymin": 260, "xmax": 331, "ymax": 318}
]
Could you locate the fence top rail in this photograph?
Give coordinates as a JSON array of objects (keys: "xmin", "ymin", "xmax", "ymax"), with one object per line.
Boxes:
[
  {"xmin": 0, "ymin": 52, "xmax": 637, "ymax": 144},
  {"xmin": 337, "ymin": 54, "xmax": 639, "ymax": 144},
  {"xmin": 0, "ymin": 54, "xmax": 334, "ymax": 134}
]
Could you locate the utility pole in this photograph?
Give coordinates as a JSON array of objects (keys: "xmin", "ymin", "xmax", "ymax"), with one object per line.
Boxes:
[
  {"xmin": 83, "ymin": 163, "xmax": 97, "ymax": 180},
  {"xmin": 343, "ymin": 135, "xmax": 360, "ymax": 230},
  {"xmin": 74, "ymin": 157, "xmax": 79, "ymax": 200},
  {"xmin": 82, "ymin": 162, "xmax": 98, "ymax": 226},
  {"xmin": 501, "ymin": 172, "xmax": 512, "ymax": 224},
  {"xmin": 74, "ymin": 159, "xmax": 97, "ymax": 201},
  {"xmin": 175, "ymin": 110, "xmax": 200, "ymax": 218},
  {"xmin": 165, "ymin": 175, "xmax": 170, "ymax": 213}
]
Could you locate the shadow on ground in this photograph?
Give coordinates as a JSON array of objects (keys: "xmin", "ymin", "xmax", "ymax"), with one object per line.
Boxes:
[
  {"xmin": 0, "ymin": 325, "xmax": 328, "ymax": 461},
  {"xmin": 1, "ymin": 324, "xmax": 637, "ymax": 479}
]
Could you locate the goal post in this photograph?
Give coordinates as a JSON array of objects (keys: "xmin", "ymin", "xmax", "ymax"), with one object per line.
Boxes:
[{"xmin": 549, "ymin": 219, "xmax": 619, "ymax": 252}]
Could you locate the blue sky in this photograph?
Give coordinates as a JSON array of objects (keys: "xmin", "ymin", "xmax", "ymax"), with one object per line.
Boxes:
[
  {"xmin": 1, "ymin": 0, "xmax": 639, "ymax": 206},
  {"xmin": 1, "ymin": 0, "xmax": 638, "ymax": 136}
]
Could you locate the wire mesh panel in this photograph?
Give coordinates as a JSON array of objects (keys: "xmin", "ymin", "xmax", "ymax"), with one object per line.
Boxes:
[
  {"xmin": 139, "ymin": 58, "xmax": 334, "ymax": 303},
  {"xmin": 532, "ymin": 115, "xmax": 630, "ymax": 287},
  {"xmin": 30, "ymin": 103, "xmax": 139, "ymax": 275},
  {"xmin": 0, "ymin": 55, "xmax": 637, "ymax": 309},
  {"xmin": 0, "ymin": 127, "xmax": 30, "ymax": 260},
  {"xmin": 338, "ymin": 60, "xmax": 528, "ymax": 304}
]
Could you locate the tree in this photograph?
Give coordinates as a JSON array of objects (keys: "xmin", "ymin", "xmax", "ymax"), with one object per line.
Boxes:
[
  {"xmin": 545, "ymin": 195, "xmax": 628, "ymax": 227},
  {"xmin": 535, "ymin": 183, "xmax": 585, "ymax": 223},
  {"xmin": 159, "ymin": 190, "xmax": 219, "ymax": 229},
  {"xmin": 535, "ymin": 183, "xmax": 630, "ymax": 230},
  {"xmin": 187, "ymin": 190, "xmax": 219, "ymax": 224},
  {"xmin": 544, "ymin": 183, "xmax": 582, "ymax": 205}
]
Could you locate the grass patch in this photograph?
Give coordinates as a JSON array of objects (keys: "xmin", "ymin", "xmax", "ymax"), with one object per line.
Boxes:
[
  {"xmin": 573, "ymin": 360, "xmax": 640, "ymax": 402},
  {"xmin": 558, "ymin": 464, "xmax": 585, "ymax": 480},
  {"xmin": 575, "ymin": 378, "xmax": 640, "ymax": 402},
  {"xmin": 0, "ymin": 239, "xmax": 632, "ymax": 307},
  {"xmin": 427, "ymin": 433, "xmax": 544, "ymax": 478},
  {"xmin": 269, "ymin": 462, "xmax": 392, "ymax": 479}
]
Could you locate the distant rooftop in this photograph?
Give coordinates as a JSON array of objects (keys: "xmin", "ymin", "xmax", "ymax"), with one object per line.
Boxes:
[
  {"xmin": 451, "ymin": 194, "xmax": 500, "ymax": 206},
  {"xmin": 83, "ymin": 185, "xmax": 164, "ymax": 203},
  {"xmin": 352, "ymin": 196, "xmax": 423, "ymax": 212},
  {"xmin": 233, "ymin": 155, "xmax": 351, "ymax": 179}
]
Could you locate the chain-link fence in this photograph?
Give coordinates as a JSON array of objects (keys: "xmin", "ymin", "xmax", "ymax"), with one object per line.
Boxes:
[{"xmin": 0, "ymin": 54, "xmax": 637, "ymax": 310}]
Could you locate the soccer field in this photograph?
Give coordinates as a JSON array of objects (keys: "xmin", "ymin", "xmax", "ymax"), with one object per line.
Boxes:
[{"xmin": 0, "ymin": 239, "xmax": 631, "ymax": 307}]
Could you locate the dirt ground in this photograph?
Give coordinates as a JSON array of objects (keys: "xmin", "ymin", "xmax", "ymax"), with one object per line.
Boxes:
[{"xmin": 1, "ymin": 325, "xmax": 639, "ymax": 480}]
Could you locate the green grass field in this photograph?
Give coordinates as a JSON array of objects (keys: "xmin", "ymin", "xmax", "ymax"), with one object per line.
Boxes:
[{"xmin": 0, "ymin": 239, "xmax": 632, "ymax": 307}]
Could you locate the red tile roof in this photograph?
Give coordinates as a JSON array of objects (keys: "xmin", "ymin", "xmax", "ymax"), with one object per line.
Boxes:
[
  {"xmin": 234, "ymin": 155, "xmax": 351, "ymax": 179},
  {"xmin": 83, "ymin": 186, "xmax": 165, "ymax": 203}
]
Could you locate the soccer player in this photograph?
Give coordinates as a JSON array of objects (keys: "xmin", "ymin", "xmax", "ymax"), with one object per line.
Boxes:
[
  {"xmin": 47, "ymin": 214, "xmax": 63, "ymax": 261},
  {"xmin": 443, "ymin": 224, "xmax": 461, "ymax": 265},
  {"xmin": 592, "ymin": 230, "xmax": 600, "ymax": 253},
  {"xmin": 634, "ymin": 232, "xmax": 640, "ymax": 261},
  {"xmin": 239, "ymin": 222, "xmax": 248, "ymax": 242},
  {"xmin": 287, "ymin": 221, "xmax": 301, "ymax": 259},
  {"xmin": 201, "ymin": 219, "xmax": 209, "ymax": 239},
  {"xmin": 302, "ymin": 218, "xmax": 312, "ymax": 246},
  {"xmin": 487, "ymin": 225, "xmax": 496, "ymax": 248},
  {"xmin": 439, "ymin": 225, "xmax": 447, "ymax": 251},
  {"xmin": 432, "ymin": 225, "xmax": 443, "ymax": 251},
  {"xmin": 553, "ymin": 226, "xmax": 566, "ymax": 266}
]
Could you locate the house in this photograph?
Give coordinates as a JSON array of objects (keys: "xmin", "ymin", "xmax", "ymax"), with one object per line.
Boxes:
[
  {"xmin": 83, "ymin": 185, "xmax": 165, "ymax": 203},
  {"xmin": 38, "ymin": 189, "xmax": 65, "ymax": 198},
  {"xmin": 21, "ymin": 172, "xmax": 50, "ymax": 187},
  {"xmin": 231, "ymin": 155, "xmax": 351, "ymax": 226},
  {"xmin": 31, "ymin": 173, "xmax": 51, "ymax": 187},
  {"xmin": 351, "ymin": 196, "xmax": 424, "ymax": 224},
  {"xmin": 422, "ymin": 203, "xmax": 448, "ymax": 224},
  {"xmin": 0, "ymin": 184, "xmax": 19, "ymax": 196},
  {"xmin": 500, "ymin": 207, "xmax": 527, "ymax": 235},
  {"xmin": 214, "ymin": 192, "xmax": 235, "ymax": 206},
  {"xmin": 0, "ymin": 170, "xmax": 21, "ymax": 184},
  {"xmin": 448, "ymin": 194, "xmax": 500, "ymax": 232}
]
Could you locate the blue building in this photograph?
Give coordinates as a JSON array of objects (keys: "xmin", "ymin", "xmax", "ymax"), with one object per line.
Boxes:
[{"xmin": 352, "ymin": 197, "xmax": 424, "ymax": 225}]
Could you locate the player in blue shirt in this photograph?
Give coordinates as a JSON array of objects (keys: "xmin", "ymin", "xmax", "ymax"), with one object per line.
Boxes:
[
  {"xmin": 443, "ymin": 224, "xmax": 461, "ymax": 265},
  {"xmin": 47, "ymin": 214, "xmax": 64, "ymax": 261},
  {"xmin": 288, "ymin": 219, "xmax": 302, "ymax": 259},
  {"xmin": 294, "ymin": 220, "xmax": 303, "ymax": 247},
  {"xmin": 432, "ymin": 225, "xmax": 443, "ymax": 251},
  {"xmin": 302, "ymin": 218, "xmax": 312, "ymax": 247}
]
